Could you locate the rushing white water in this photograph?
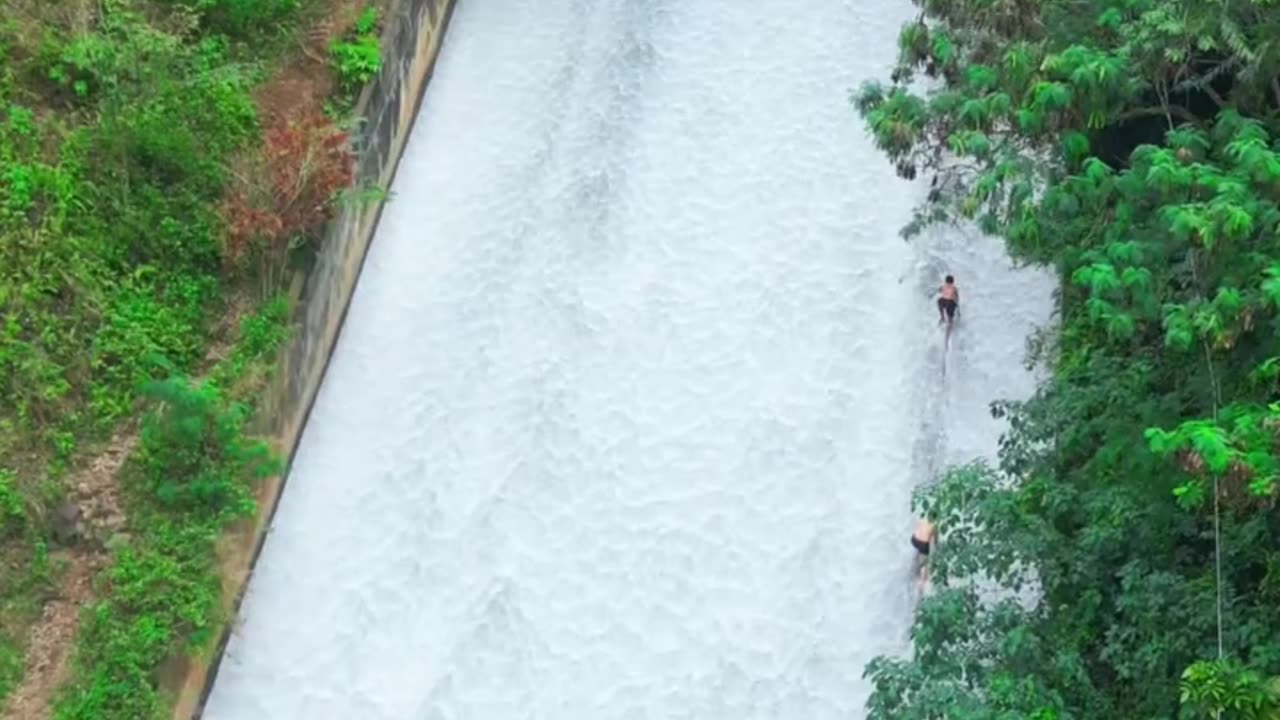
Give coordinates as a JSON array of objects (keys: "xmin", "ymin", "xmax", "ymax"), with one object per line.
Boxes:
[{"xmin": 204, "ymin": 1, "xmax": 1054, "ymax": 718}]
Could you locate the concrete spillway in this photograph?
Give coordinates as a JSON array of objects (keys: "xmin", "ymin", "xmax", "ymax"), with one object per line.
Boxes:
[{"xmin": 204, "ymin": 1, "xmax": 1054, "ymax": 718}]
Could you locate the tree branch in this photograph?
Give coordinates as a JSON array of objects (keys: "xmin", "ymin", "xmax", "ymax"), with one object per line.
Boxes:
[
  {"xmin": 1156, "ymin": 79, "xmax": 1174, "ymax": 131},
  {"xmin": 1115, "ymin": 104, "xmax": 1199, "ymax": 125},
  {"xmin": 1172, "ymin": 57, "xmax": 1239, "ymax": 110},
  {"xmin": 1202, "ymin": 83, "xmax": 1228, "ymax": 110}
]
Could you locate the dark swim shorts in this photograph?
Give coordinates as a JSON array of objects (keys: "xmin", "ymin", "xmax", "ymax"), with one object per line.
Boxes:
[
  {"xmin": 937, "ymin": 298, "xmax": 957, "ymax": 319},
  {"xmin": 911, "ymin": 535, "xmax": 931, "ymax": 556}
]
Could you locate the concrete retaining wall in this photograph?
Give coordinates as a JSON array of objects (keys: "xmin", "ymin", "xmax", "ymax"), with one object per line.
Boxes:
[{"xmin": 168, "ymin": 0, "xmax": 457, "ymax": 716}]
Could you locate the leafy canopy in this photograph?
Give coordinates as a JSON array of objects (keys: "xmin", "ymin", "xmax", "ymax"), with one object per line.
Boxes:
[{"xmin": 856, "ymin": 0, "xmax": 1280, "ymax": 718}]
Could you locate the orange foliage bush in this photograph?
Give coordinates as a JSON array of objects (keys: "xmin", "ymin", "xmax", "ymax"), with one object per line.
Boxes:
[{"xmin": 222, "ymin": 114, "xmax": 355, "ymax": 273}]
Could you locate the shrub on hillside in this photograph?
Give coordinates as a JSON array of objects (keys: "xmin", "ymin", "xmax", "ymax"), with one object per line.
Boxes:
[
  {"xmin": 136, "ymin": 376, "xmax": 276, "ymax": 518},
  {"xmin": 330, "ymin": 6, "xmax": 383, "ymax": 93},
  {"xmin": 222, "ymin": 114, "xmax": 354, "ymax": 286},
  {"xmin": 163, "ymin": 0, "xmax": 301, "ymax": 38}
]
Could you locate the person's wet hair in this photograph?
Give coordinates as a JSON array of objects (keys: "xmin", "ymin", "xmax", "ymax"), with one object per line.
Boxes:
[{"xmin": 945, "ymin": 274, "xmax": 954, "ymax": 283}]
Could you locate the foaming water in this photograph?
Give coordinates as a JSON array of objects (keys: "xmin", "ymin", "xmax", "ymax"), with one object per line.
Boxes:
[{"xmin": 204, "ymin": 1, "xmax": 1053, "ymax": 718}]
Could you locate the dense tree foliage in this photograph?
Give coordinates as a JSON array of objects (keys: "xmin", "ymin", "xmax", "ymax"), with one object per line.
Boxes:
[{"xmin": 857, "ymin": 1, "xmax": 1280, "ymax": 718}]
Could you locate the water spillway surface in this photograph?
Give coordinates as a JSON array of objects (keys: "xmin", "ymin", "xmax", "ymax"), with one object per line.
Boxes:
[{"xmin": 204, "ymin": 1, "xmax": 1054, "ymax": 718}]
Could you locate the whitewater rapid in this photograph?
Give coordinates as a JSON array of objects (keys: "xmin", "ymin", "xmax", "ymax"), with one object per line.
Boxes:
[{"xmin": 204, "ymin": 1, "xmax": 1053, "ymax": 718}]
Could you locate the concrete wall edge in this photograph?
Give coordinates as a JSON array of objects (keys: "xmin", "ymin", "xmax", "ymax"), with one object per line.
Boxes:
[{"xmin": 166, "ymin": 0, "xmax": 459, "ymax": 716}]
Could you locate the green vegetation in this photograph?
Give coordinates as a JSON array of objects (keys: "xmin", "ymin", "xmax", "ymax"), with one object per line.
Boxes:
[
  {"xmin": 167, "ymin": 0, "xmax": 302, "ymax": 37},
  {"xmin": 0, "ymin": 470, "xmax": 52, "ymax": 703},
  {"xmin": 54, "ymin": 303, "xmax": 287, "ymax": 720},
  {"xmin": 857, "ymin": 0, "xmax": 1280, "ymax": 718},
  {"xmin": 0, "ymin": 0, "xmax": 365, "ymax": 716},
  {"xmin": 329, "ymin": 5, "xmax": 382, "ymax": 107},
  {"xmin": 2, "ymin": 10, "xmax": 254, "ymax": 446}
]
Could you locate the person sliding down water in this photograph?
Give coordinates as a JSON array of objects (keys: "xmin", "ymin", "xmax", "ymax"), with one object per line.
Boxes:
[
  {"xmin": 911, "ymin": 518, "xmax": 937, "ymax": 588},
  {"xmin": 936, "ymin": 275, "xmax": 959, "ymax": 328}
]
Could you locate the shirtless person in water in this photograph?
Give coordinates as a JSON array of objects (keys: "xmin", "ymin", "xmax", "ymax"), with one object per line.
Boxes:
[
  {"xmin": 937, "ymin": 275, "xmax": 959, "ymax": 325},
  {"xmin": 911, "ymin": 518, "xmax": 937, "ymax": 585}
]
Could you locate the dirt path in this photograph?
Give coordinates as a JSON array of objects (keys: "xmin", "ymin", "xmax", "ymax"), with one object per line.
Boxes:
[
  {"xmin": 0, "ymin": 428, "xmax": 135, "ymax": 720},
  {"xmin": 0, "ymin": 553, "xmax": 103, "ymax": 720}
]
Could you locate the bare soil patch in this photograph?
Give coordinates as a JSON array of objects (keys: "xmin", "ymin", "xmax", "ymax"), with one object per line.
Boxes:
[
  {"xmin": 255, "ymin": 0, "xmax": 368, "ymax": 128},
  {"xmin": 1, "ymin": 554, "xmax": 102, "ymax": 720}
]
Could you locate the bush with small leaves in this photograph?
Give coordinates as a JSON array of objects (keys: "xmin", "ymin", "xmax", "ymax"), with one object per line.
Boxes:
[{"xmin": 329, "ymin": 6, "xmax": 383, "ymax": 97}]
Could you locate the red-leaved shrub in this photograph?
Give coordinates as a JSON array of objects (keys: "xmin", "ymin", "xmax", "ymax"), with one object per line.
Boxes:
[{"xmin": 223, "ymin": 114, "xmax": 355, "ymax": 286}]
